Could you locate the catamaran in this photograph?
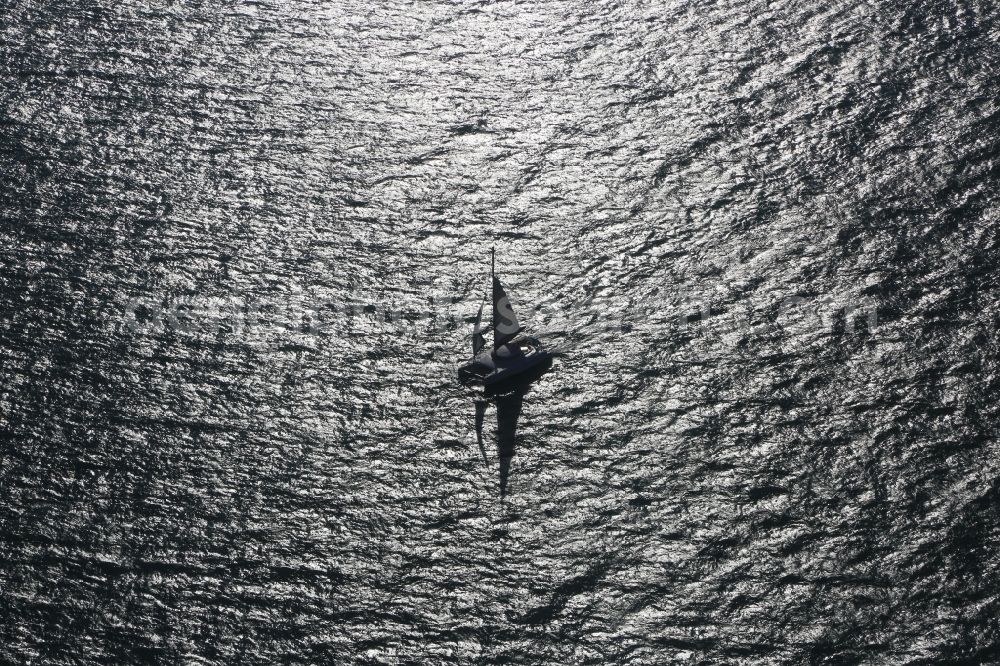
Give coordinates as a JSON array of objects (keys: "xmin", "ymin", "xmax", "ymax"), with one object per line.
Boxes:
[{"xmin": 458, "ymin": 249, "xmax": 553, "ymax": 391}]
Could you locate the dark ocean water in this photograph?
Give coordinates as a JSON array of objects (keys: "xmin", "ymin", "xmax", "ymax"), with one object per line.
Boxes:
[{"xmin": 2, "ymin": 0, "xmax": 1000, "ymax": 663}]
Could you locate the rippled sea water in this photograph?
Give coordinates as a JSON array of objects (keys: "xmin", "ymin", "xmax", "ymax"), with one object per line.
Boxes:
[{"xmin": 3, "ymin": 0, "xmax": 1000, "ymax": 663}]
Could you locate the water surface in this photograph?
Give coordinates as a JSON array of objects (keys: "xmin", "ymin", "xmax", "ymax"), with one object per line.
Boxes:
[{"xmin": 2, "ymin": 0, "xmax": 999, "ymax": 663}]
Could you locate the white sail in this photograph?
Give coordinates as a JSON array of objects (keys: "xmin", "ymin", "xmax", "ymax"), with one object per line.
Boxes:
[
  {"xmin": 492, "ymin": 275, "xmax": 522, "ymax": 349},
  {"xmin": 472, "ymin": 302, "xmax": 486, "ymax": 355}
]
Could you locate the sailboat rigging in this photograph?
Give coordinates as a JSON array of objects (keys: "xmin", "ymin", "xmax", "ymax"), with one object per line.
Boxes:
[{"xmin": 458, "ymin": 248, "xmax": 554, "ymax": 392}]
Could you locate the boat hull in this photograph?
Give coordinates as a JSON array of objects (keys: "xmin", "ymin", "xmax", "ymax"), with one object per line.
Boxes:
[
  {"xmin": 460, "ymin": 346, "xmax": 553, "ymax": 394},
  {"xmin": 484, "ymin": 350, "xmax": 553, "ymax": 386},
  {"xmin": 484, "ymin": 353, "xmax": 553, "ymax": 394}
]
